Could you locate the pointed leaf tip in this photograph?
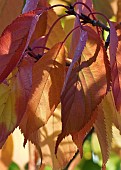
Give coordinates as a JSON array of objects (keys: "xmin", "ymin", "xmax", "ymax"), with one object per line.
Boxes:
[
  {"xmin": 56, "ymin": 26, "xmax": 110, "ymax": 154},
  {"xmin": 0, "ymin": 10, "xmax": 43, "ymax": 83}
]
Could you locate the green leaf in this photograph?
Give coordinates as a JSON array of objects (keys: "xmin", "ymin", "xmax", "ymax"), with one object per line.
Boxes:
[{"xmin": 9, "ymin": 162, "xmax": 20, "ymax": 170}]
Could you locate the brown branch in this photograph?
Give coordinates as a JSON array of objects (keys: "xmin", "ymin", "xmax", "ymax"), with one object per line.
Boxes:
[{"xmin": 65, "ymin": 5, "xmax": 110, "ymax": 32}]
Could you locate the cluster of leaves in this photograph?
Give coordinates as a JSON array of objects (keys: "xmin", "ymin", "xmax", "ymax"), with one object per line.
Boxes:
[{"xmin": 1, "ymin": 0, "xmax": 121, "ymax": 169}]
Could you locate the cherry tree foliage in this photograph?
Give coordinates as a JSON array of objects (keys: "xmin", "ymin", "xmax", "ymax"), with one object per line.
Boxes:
[{"xmin": 0, "ymin": 0, "xmax": 121, "ymax": 169}]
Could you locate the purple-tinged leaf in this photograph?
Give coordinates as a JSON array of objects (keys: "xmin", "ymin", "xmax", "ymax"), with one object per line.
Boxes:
[
  {"xmin": 77, "ymin": 0, "xmax": 93, "ymax": 14},
  {"xmin": 109, "ymin": 21, "xmax": 118, "ymax": 67},
  {"xmin": 30, "ymin": 36, "xmax": 47, "ymax": 55},
  {"xmin": 22, "ymin": 0, "xmax": 39, "ymax": 13},
  {"xmin": 56, "ymin": 27, "xmax": 110, "ymax": 155},
  {"xmin": 23, "ymin": 11, "xmax": 43, "ymax": 53},
  {"xmin": 109, "ymin": 21, "xmax": 120, "ymax": 111},
  {"xmin": 94, "ymin": 93, "xmax": 113, "ymax": 168},
  {"xmin": 63, "ymin": 30, "xmax": 88, "ymax": 92}
]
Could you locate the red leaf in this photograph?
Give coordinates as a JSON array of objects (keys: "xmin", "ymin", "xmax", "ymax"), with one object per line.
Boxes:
[
  {"xmin": 109, "ymin": 21, "xmax": 120, "ymax": 111},
  {"xmin": 0, "ymin": 10, "xmax": 43, "ymax": 83},
  {"xmin": 56, "ymin": 27, "xmax": 110, "ymax": 154},
  {"xmin": 109, "ymin": 21, "xmax": 118, "ymax": 68}
]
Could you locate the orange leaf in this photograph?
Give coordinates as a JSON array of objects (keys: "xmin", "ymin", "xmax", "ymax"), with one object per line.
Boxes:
[
  {"xmin": 30, "ymin": 12, "xmax": 47, "ymax": 45},
  {"xmin": 0, "ymin": 135, "xmax": 13, "ymax": 167},
  {"xmin": 29, "ymin": 1, "xmax": 49, "ymax": 45},
  {"xmin": 20, "ymin": 43, "xmax": 65, "ymax": 139},
  {"xmin": 117, "ymin": 0, "xmax": 121, "ymax": 22},
  {"xmin": 0, "ymin": 0, "xmax": 24, "ymax": 35},
  {"xmin": 24, "ymin": 104, "xmax": 77, "ymax": 170},
  {"xmin": 31, "ymin": 5, "xmax": 65, "ymax": 54},
  {"xmin": 94, "ymin": 92, "xmax": 113, "ymax": 168},
  {"xmin": 45, "ymin": 9, "xmax": 65, "ymax": 48}
]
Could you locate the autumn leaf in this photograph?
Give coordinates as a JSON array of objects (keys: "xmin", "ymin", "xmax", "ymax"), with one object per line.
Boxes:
[
  {"xmin": 20, "ymin": 43, "xmax": 65, "ymax": 139},
  {"xmin": 0, "ymin": 0, "xmax": 24, "ymax": 35},
  {"xmin": 22, "ymin": 0, "xmax": 40, "ymax": 13},
  {"xmin": 69, "ymin": 15, "xmax": 82, "ymax": 59},
  {"xmin": 23, "ymin": 104, "xmax": 77, "ymax": 170},
  {"xmin": 0, "ymin": 135, "xmax": 13, "ymax": 167},
  {"xmin": 92, "ymin": 0, "xmax": 114, "ymax": 24},
  {"xmin": 30, "ymin": 12, "xmax": 47, "ymax": 45},
  {"xmin": 0, "ymin": 57, "xmax": 33, "ymax": 148},
  {"xmin": 77, "ymin": 0, "xmax": 93, "ymax": 14},
  {"xmin": 63, "ymin": 29, "xmax": 88, "ymax": 92},
  {"xmin": 0, "ymin": 10, "xmax": 43, "ymax": 83},
  {"xmin": 64, "ymin": 16, "xmax": 75, "ymax": 52},
  {"xmin": 31, "ymin": 3, "xmax": 65, "ymax": 54},
  {"xmin": 22, "ymin": 0, "xmax": 49, "ymax": 13},
  {"xmin": 109, "ymin": 22, "xmax": 121, "ymax": 113},
  {"xmin": 94, "ymin": 92, "xmax": 113, "ymax": 169},
  {"xmin": 68, "ymin": 0, "xmax": 93, "ymax": 59},
  {"xmin": 23, "ymin": 0, "xmax": 48, "ymax": 46},
  {"xmin": 56, "ymin": 26, "xmax": 111, "ymax": 155},
  {"xmin": 117, "ymin": 0, "xmax": 121, "ymax": 22},
  {"xmin": 108, "ymin": 91, "xmax": 121, "ymax": 134},
  {"xmin": 45, "ymin": 9, "xmax": 65, "ymax": 48}
]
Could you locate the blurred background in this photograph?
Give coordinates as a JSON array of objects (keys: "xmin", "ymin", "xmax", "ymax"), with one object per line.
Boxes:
[{"xmin": 0, "ymin": 0, "xmax": 121, "ymax": 169}]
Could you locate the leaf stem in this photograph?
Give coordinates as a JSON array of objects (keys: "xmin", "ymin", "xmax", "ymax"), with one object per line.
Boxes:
[
  {"xmin": 88, "ymin": 12, "xmax": 110, "ymax": 31},
  {"xmin": 48, "ymin": 4, "xmax": 70, "ymax": 11},
  {"xmin": 62, "ymin": 26, "xmax": 80, "ymax": 45},
  {"xmin": 46, "ymin": 14, "xmax": 69, "ymax": 40},
  {"xmin": 31, "ymin": 46, "xmax": 50, "ymax": 51},
  {"xmin": 73, "ymin": 2, "xmax": 96, "ymax": 20}
]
